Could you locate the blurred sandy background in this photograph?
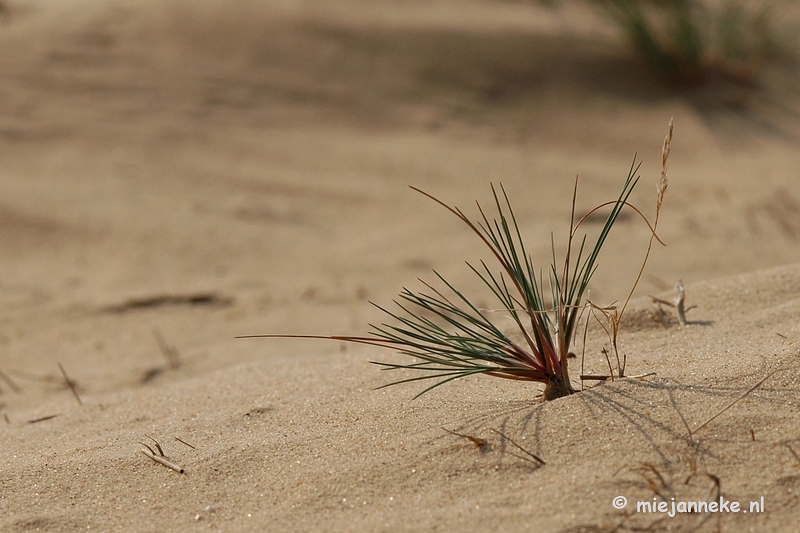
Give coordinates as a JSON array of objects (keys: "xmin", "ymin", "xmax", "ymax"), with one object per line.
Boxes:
[{"xmin": 1, "ymin": 0, "xmax": 800, "ymax": 531}]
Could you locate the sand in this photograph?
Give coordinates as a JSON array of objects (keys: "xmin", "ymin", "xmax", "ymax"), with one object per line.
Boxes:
[{"xmin": 1, "ymin": 0, "xmax": 800, "ymax": 531}]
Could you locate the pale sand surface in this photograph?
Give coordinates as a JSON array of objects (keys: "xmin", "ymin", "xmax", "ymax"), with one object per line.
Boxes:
[{"xmin": 2, "ymin": 1, "xmax": 800, "ymax": 531}]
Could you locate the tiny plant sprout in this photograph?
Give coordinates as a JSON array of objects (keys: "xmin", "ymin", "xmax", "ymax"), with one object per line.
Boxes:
[{"xmin": 240, "ymin": 121, "xmax": 672, "ymax": 401}]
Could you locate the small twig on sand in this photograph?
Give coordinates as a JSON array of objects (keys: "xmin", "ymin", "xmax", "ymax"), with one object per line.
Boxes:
[
  {"xmin": 144, "ymin": 434, "xmax": 165, "ymax": 456},
  {"xmin": 58, "ymin": 363, "xmax": 82, "ymax": 406},
  {"xmin": 140, "ymin": 435, "xmax": 185, "ymax": 474},
  {"xmin": 141, "ymin": 329, "xmax": 182, "ymax": 384},
  {"xmin": 690, "ymin": 368, "xmax": 788, "ymax": 437},
  {"xmin": 27, "ymin": 414, "xmax": 59, "ymax": 424},
  {"xmin": 4, "ymin": 413, "xmax": 9, "ymax": 424},
  {"xmin": 175, "ymin": 436, "xmax": 196, "ymax": 449},
  {"xmin": 140, "ymin": 448, "xmax": 185, "ymax": 474},
  {"xmin": 581, "ymin": 371, "xmax": 656, "ymax": 381},
  {"xmin": 580, "ymin": 374, "xmax": 611, "ymax": 381},
  {"xmin": 490, "ymin": 428, "xmax": 545, "ymax": 465},
  {"xmin": 650, "ymin": 281, "xmax": 690, "ymax": 326},
  {"xmin": 441, "ymin": 427, "xmax": 488, "ymax": 450},
  {"xmin": 153, "ymin": 328, "xmax": 181, "ymax": 370},
  {"xmin": 636, "ymin": 463, "xmax": 670, "ymax": 499}
]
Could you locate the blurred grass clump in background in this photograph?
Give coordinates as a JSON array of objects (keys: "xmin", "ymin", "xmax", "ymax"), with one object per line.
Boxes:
[{"xmin": 595, "ymin": 0, "xmax": 794, "ymax": 85}]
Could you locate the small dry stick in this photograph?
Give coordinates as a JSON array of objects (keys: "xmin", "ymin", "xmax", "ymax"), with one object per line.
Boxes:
[
  {"xmin": 153, "ymin": 328, "xmax": 181, "ymax": 370},
  {"xmin": 175, "ymin": 436, "xmax": 196, "ymax": 449},
  {"xmin": 58, "ymin": 363, "xmax": 82, "ymax": 406},
  {"xmin": 27, "ymin": 414, "xmax": 59, "ymax": 424},
  {"xmin": 140, "ymin": 447, "xmax": 185, "ymax": 474},
  {"xmin": 650, "ymin": 281, "xmax": 689, "ymax": 326},
  {"xmin": 581, "ymin": 374, "xmax": 611, "ymax": 381},
  {"xmin": 144, "ymin": 434, "xmax": 165, "ymax": 456},
  {"xmin": 690, "ymin": 368, "xmax": 786, "ymax": 437},
  {"xmin": 0, "ymin": 368, "xmax": 21, "ymax": 393},
  {"xmin": 580, "ymin": 371, "xmax": 655, "ymax": 381},
  {"xmin": 674, "ymin": 281, "xmax": 686, "ymax": 326},
  {"xmin": 490, "ymin": 428, "xmax": 545, "ymax": 465},
  {"xmin": 750, "ymin": 429, "xmax": 756, "ymax": 441},
  {"xmin": 637, "ymin": 463, "xmax": 670, "ymax": 499},
  {"xmin": 441, "ymin": 427, "xmax": 488, "ymax": 450},
  {"xmin": 3, "ymin": 413, "xmax": 9, "ymax": 424},
  {"xmin": 140, "ymin": 435, "xmax": 185, "ymax": 474},
  {"xmin": 786, "ymin": 444, "xmax": 800, "ymax": 464}
]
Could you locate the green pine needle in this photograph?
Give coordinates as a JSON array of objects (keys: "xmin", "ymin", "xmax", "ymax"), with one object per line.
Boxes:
[{"xmin": 241, "ymin": 156, "xmax": 645, "ymax": 400}]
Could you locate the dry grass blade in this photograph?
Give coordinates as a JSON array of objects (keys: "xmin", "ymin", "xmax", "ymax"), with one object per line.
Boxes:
[
  {"xmin": 27, "ymin": 414, "xmax": 59, "ymax": 424},
  {"xmin": 153, "ymin": 328, "xmax": 181, "ymax": 370},
  {"xmin": 144, "ymin": 434, "xmax": 165, "ymax": 456},
  {"xmin": 690, "ymin": 368, "xmax": 789, "ymax": 436},
  {"xmin": 491, "ymin": 428, "xmax": 545, "ymax": 465},
  {"xmin": 619, "ymin": 117, "xmax": 671, "ymax": 321},
  {"xmin": 442, "ymin": 427, "xmax": 488, "ymax": 450},
  {"xmin": 140, "ymin": 449, "xmax": 185, "ymax": 474},
  {"xmin": 175, "ymin": 436, "xmax": 196, "ymax": 449},
  {"xmin": 581, "ymin": 371, "xmax": 655, "ymax": 381},
  {"xmin": 580, "ymin": 374, "xmax": 611, "ymax": 381},
  {"xmin": 636, "ymin": 463, "xmax": 671, "ymax": 499},
  {"xmin": 140, "ymin": 435, "xmax": 185, "ymax": 474},
  {"xmin": 58, "ymin": 362, "xmax": 82, "ymax": 406},
  {"xmin": 585, "ymin": 119, "xmax": 671, "ymax": 380}
]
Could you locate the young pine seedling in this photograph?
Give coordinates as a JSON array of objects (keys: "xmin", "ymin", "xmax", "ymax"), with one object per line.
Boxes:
[{"xmin": 242, "ymin": 122, "xmax": 672, "ymax": 401}]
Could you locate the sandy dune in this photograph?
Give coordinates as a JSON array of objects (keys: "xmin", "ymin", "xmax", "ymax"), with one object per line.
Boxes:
[{"xmin": 1, "ymin": 1, "xmax": 800, "ymax": 531}]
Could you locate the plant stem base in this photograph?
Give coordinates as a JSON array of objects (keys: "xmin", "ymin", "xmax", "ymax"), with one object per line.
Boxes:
[{"xmin": 543, "ymin": 374, "xmax": 575, "ymax": 401}]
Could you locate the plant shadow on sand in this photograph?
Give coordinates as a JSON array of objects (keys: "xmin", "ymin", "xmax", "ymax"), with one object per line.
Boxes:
[
  {"xmin": 447, "ymin": 363, "xmax": 800, "ymax": 531},
  {"xmin": 279, "ymin": 18, "xmax": 800, "ymax": 144}
]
